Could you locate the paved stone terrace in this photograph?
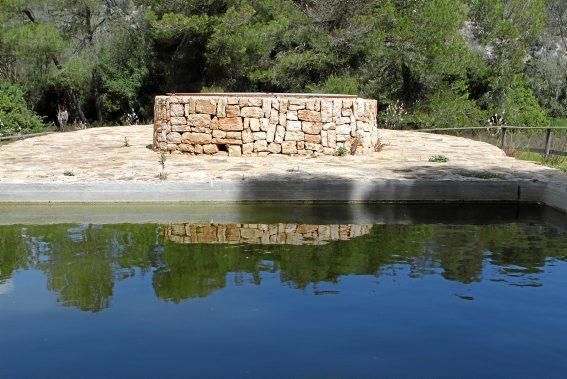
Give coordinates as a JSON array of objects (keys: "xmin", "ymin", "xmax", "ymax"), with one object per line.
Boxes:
[{"xmin": 0, "ymin": 124, "xmax": 564, "ymax": 185}]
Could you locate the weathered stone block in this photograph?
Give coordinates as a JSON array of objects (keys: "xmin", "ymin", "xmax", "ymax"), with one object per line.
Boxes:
[
  {"xmin": 282, "ymin": 141, "xmax": 297, "ymax": 154},
  {"xmin": 182, "ymin": 132, "xmax": 212, "ymax": 145},
  {"xmin": 268, "ymin": 143, "xmax": 281, "ymax": 153},
  {"xmin": 302, "ymin": 122, "xmax": 322, "ymax": 135},
  {"xmin": 242, "ymin": 129, "xmax": 254, "ymax": 143},
  {"xmin": 195, "ymin": 99, "xmax": 217, "ymax": 115},
  {"xmin": 203, "ymin": 144, "xmax": 219, "ymax": 154},
  {"xmin": 218, "ymin": 117, "xmax": 243, "ymax": 131},
  {"xmin": 298, "ymin": 110, "xmax": 322, "ymax": 122},
  {"xmin": 167, "ymin": 132, "xmax": 182, "ymax": 144},
  {"xmin": 170, "ymin": 103, "xmax": 184, "ymax": 117},
  {"xmin": 249, "ymin": 118, "xmax": 261, "ymax": 132},
  {"xmin": 187, "ymin": 114, "xmax": 211, "ymax": 128},
  {"xmin": 171, "ymin": 117, "xmax": 186, "ymax": 125},
  {"xmin": 285, "ymin": 131, "xmax": 304, "ymax": 141},
  {"xmin": 226, "ymin": 105, "xmax": 240, "ymax": 117},
  {"xmin": 287, "ymin": 120, "xmax": 302, "ymax": 132},
  {"xmin": 254, "ymin": 140, "xmax": 268, "ymax": 152},
  {"xmin": 239, "ymin": 97, "xmax": 263, "ymax": 107},
  {"xmin": 253, "ymin": 132, "xmax": 267, "ymax": 141},
  {"xmin": 304, "ymin": 134, "xmax": 322, "ymax": 144},
  {"xmin": 241, "ymin": 107, "xmax": 264, "ymax": 118},
  {"xmin": 228, "ymin": 145, "xmax": 242, "ymax": 157},
  {"xmin": 242, "ymin": 143, "xmax": 254, "ymax": 155}
]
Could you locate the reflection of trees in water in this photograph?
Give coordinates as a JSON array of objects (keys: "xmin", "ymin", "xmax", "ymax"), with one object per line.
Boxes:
[{"xmin": 0, "ymin": 222, "xmax": 565, "ymax": 312}]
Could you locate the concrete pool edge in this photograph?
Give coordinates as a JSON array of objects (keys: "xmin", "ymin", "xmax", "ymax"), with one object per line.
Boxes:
[{"xmin": 0, "ymin": 179, "xmax": 565, "ymax": 214}]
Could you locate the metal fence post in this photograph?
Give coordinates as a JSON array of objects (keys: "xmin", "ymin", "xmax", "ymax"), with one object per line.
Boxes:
[
  {"xmin": 501, "ymin": 127, "xmax": 507, "ymax": 149},
  {"xmin": 544, "ymin": 128, "xmax": 552, "ymax": 160}
]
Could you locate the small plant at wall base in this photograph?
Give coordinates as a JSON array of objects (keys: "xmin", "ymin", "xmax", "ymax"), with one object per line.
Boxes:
[
  {"xmin": 429, "ymin": 155, "xmax": 449, "ymax": 163},
  {"xmin": 123, "ymin": 137, "xmax": 130, "ymax": 147},
  {"xmin": 63, "ymin": 170, "xmax": 75, "ymax": 176},
  {"xmin": 158, "ymin": 152, "xmax": 167, "ymax": 180},
  {"xmin": 337, "ymin": 146, "xmax": 348, "ymax": 156}
]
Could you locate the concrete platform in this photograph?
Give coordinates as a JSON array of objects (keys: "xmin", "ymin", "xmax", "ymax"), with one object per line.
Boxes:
[{"xmin": 0, "ymin": 125, "xmax": 565, "ymax": 212}]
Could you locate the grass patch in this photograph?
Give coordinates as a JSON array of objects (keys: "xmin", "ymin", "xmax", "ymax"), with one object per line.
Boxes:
[
  {"xmin": 455, "ymin": 170, "xmax": 506, "ymax": 179},
  {"xmin": 337, "ymin": 146, "xmax": 348, "ymax": 156},
  {"xmin": 63, "ymin": 170, "xmax": 75, "ymax": 177},
  {"xmin": 514, "ymin": 151, "xmax": 567, "ymax": 172},
  {"xmin": 429, "ymin": 154, "xmax": 449, "ymax": 163}
]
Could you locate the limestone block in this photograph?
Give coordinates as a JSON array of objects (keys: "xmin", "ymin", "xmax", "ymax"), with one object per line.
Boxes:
[
  {"xmin": 178, "ymin": 144, "xmax": 194, "ymax": 153},
  {"xmin": 282, "ymin": 141, "xmax": 297, "ymax": 155},
  {"xmin": 342, "ymin": 108, "xmax": 353, "ymax": 116},
  {"xmin": 167, "ymin": 132, "xmax": 182, "ymax": 144},
  {"xmin": 279, "ymin": 113, "xmax": 287, "ymax": 127},
  {"xmin": 193, "ymin": 126, "xmax": 212, "ymax": 134},
  {"xmin": 171, "ymin": 116, "xmax": 186, "ymax": 125},
  {"xmin": 216, "ymin": 98, "xmax": 227, "ymax": 117},
  {"xmin": 302, "ymin": 122, "xmax": 322, "ymax": 135},
  {"xmin": 218, "ymin": 117, "xmax": 243, "ymax": 131},
  {"xmin": 356, "ymin": 99, "xmax": 366, "ymax": 117},
  {"xmin": 240, "ymin": 107, "xmax": 264, "ymax": 118},
  {"xmin": 195, "ymin": 99, "xmax": 217, "ymax": 115},
  {"xmin": 287, "ymin": 111, "xmax": 298, "ymax": 121},
  {"xmin": 187, "ymin": 98, "xmax": 196, "ymax": 115},
  {"xmin": 279, "ymin": 99, "xmax": 289, "ymax": 112},
  {"xmin": 298, "ymin": 110, "xmax": 321, "ymax": 122},
  {"xmin": 239, "ymin": 97, "xmax": 263, "ymax": 107},
  {"xmin": 170, "ymin": 103, "xmax": 184, "ymax": 117},
  {"xmin": 323, "ymin": 122, "xmax": 336, "ymax": 130},
  {"xmin": 253, "ymin": 132, "xmax": 267, "ymax": 141},
  {"xmin": 260, "ymin": 118, "xmax": 269, "ymax": 132},
  {"xmin": 323, "ymin": 147, "xmax": 336, "ymax": 155},
  {"xmin": 182, "ymin": 132, "xmax": 212, "ymax": 145},
  {"xmin": 249, "ymin": 118, "xmax": 261, "ymax": 132},
  {"xmin": 289, "ymin": 99, "xmax": 306, "ymax": 110},
  {"xmin": 270, "ymin": 109, "xmax": 278, "ymax": 124},
  {"xmin": 226, "ymin": 105, "xmax": 240, "ymax": 117},
  {"xmin": 321, "ymin": 131, "xmax": 328, "ymax": 147},
  {"xmin": 228, "ymin": 145, "xmax": 242, "ymax": 157},
  {"xmin": 156, "ymin": 142, "xmax": 167, "ymax": 151},
  {"xmin": 332, "ymin": 100, "xmax": 342, "ymax": 117},
  {"xmin": 242, "ymin": 143, "xmax": 254, "ymax": 155},
  {"xmin": 321, "ymin": 100, "xmax": 333, "ymax": 122},
  {"xmin": 213, "ymin": 138, "xmax": 242, "ymax": 145},
  {"xmin": 338, "ymin": 117, "xmax": 351, "ymax": 125},
  {"xmin": 167, "ymin": 143, "xmax": 178, "ymax": 151},
  {"xmin": 262, "ymin": 99, "xmax": 271, "ymax": 117},
  {"xmin": 306, "ymin": 99, "xmax": 320, "ymax": 111},
  {"xmin": 285, "ymin": 131, "xmax": 304, "ymax": 141},
  {"xmin": 305, "ymin": 142, "xmax": 322, "ymax": 151},
  {"xmin": 212, "ymin": 130, "xmax": 226, "ymax": 139},
  {"xmin": 304, "ymin": 134, "xmax": 322, "ymax": 144},
  {"xmin": 336, "ymin": 124, "xmax": 351, "ymax": 135},
  {"xmin": 297, "ymin": 141, "xmax": 305, "ymax": 150},
  {"xmin": 266, "ymin": 124, "xmax": 276, "ymax": 142},
  {"xmin": 186, "ymin": 114, "xmax": 211, "ymax": 128},
  {"xmin": 268, "ymin": 143, "xmax": 281, "ymax": 154},
  {"xmin": 211, "ymin": 117, "xmax": 219, "ymax": 130},
  {"xmin": 242, "ymin": 129, "xmax": 254, "ymax": 143},
  {"xmin": 336, "ymin": 134, "xmax": 348, "ymax": 142},
  {"xmin": 328, "ymin": 130, "xmax": 337, "ymax": 148},
  {"xmin": 272, "ymin": 99, "xmax": 280, "ymax": 110},
  {"xmin": 226, "ymin": 131, "xmax": 242, "ymax": 139},
  {"xmin": 287, "ymin": 120, "xmax": 302, "ymax": 132},
  {"xmin": 254, "ymin": 140, "xmax": 268, "ymax": 152},
  {"xmin": 194, "ymin": 144, "xmax": 203, "ymax": 154},
  {"xmin": 171, "ymin": 124, "xmax": 191, "ymax": 132},
  {"xmin": 203, "ymin": 144, "xmax": 219, "ymax": 154},
  {"xmin": 275, "ymin": 125, "xmax": 285, "ymax": 143}
]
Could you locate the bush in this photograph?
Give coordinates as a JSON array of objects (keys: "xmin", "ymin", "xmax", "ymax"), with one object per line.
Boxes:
[
  {"xmin": 309, "ymin": 74, "xmax": 359, "ymax": 96},
  {"xmin": 0, "ymin": 81, "xmax": 46, "ymax": 136},
  {"xmin": 503, "ymin": 77, "xmax": 549, "ymax": 127},
  {"xmin": 409, "ymin": 91, "xmax": 486, "ymax": 129}
]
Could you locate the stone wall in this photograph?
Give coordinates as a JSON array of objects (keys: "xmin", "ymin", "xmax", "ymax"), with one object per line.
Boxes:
[
  {"xmin": 153, "ymin": 93, "xmax": 378, "ymax": 156},
  {"xmin": 165, "ymin": 223, "xmax": 372, "ymax": 245}
]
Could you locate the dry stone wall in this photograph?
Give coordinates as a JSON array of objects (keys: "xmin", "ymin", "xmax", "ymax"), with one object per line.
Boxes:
[
  {"xmin": 166, "ymin": 223, "xmax": 373, "ymax": 245},
  {"xmin": 153, "ymin": 94, "xmax": 378, "ymax": 156}
]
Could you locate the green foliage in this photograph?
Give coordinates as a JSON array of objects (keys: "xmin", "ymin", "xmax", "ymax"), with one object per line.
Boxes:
[
  {"xmin": 428, "ymin": 155, "xmax": 449, "ymax": 163},
  {"xmin": 0, "ymin": 81, "xmax": 46, "ymax": 136},
  {"xmin": 503, "ymin": 77, "xmax": 548, "ymax": 127},
  {"xmin": 337, "ymin": 146, "xmax": 348, "ymax": 156},
  {"xmin": 0, "ymin": 0, "xmax": 563, "ymax": 129}
]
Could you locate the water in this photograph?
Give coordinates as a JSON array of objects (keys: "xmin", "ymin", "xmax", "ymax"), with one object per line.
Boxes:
[{"xmin": 1, "ymin": 204, "xmax": 567, "ymax": 378}]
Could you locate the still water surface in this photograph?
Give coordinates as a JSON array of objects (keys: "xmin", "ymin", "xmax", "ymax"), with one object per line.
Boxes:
[{"xmin": 1, "ymin": 205, "xmax": 567, "ymax": 378}]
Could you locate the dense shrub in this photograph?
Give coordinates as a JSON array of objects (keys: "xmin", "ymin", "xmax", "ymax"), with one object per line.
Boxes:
[{"xmin": 0, "ymin": 81, "xmax": 46, "ymax": 136}]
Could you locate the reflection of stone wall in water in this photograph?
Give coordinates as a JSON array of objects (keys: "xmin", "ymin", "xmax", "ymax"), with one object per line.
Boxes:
[
  {"xmin": 165, "ymin": 223, "xmax": 373, "ymax": 245},
  {"xmin": 153, "ymin": 94, "xmax": 379, "ymax": 156}
]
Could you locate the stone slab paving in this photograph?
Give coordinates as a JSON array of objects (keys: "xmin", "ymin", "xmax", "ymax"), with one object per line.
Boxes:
[{"xmin": 0, "ymin": 124, "xmax": 563, "ymax": 184}]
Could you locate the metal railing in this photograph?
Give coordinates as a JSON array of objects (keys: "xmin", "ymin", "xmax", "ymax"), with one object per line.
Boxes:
[{"xmin": 416, "ymin": 126, "xmax": 567, "ymax": 159}]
